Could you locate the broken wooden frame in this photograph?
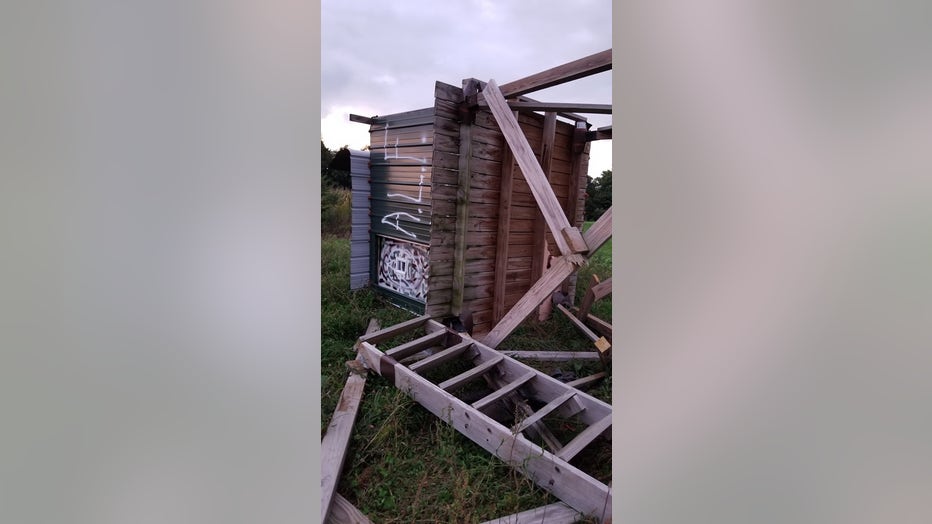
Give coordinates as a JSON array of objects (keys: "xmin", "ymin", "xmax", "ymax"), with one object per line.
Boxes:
[
  {"xmin": 355, "ymin": 316, "xmax": 612, "ymax": 521},
  {"xmin": 321, "ymin": 319, "xmax": 380, "ymax": 523}
]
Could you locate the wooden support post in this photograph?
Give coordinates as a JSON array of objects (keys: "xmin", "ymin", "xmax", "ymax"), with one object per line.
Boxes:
[
  {"xmin": 492, "ymin": 113, "xmax": 518, "ymax": 324},
  {"xmin": 483, "ymin": 207, "xmax": 612, "ymax": 348},
  {"xmin": 483, "ymin": 79, "xmax": 586, "ymax": 256},
  {"xmin": 565, "ymin": 372, "xmax": 608, "ymax": 390},
  {"xmin": 453, "ymin": 79, "xmax": 480, "ymax": 316},
  {"xmin": 321, "ymin": 319, "xmax": 380, "ymax": 524},
  {"xmin": 534, "ymin": 112, "xmax": 557, "ymax": 321},
  {"xmin": 556, "ymin": 304, "xmax": 611, "ymax": 357}
]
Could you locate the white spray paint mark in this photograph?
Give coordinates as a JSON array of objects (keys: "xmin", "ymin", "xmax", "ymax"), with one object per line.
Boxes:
[
  {"xmin": 381, "ymin": 211, "xmax": 421, "ymax": 239},
  {"xmin": 387, "ymin": 174, "xmax": 426, "ymax": 204},
  {"xmin": 382, "ymin": 124, "xmax": 427, "ymax": 164}
]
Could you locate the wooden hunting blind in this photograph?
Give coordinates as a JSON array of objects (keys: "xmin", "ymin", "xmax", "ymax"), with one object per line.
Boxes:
[{"xmin": 348, "ymin": 49, "xmax": 613, "ymax": 344}]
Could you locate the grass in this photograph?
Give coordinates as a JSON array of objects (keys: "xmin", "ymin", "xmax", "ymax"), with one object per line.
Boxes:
[{"xmin": 321, "ymin": 215, "xmax": 611, "ymax": 523}]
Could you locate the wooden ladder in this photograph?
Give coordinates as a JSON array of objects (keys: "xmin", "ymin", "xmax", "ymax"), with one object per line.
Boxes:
[{"xmin": 355, "ymin": 316, "xmax": 612, "ymax": 521}]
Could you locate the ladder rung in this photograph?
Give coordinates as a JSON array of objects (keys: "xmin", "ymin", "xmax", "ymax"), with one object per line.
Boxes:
[
  {"xmin": 408, "ymin": 341, "xmax": 473, "ymax": 374},
  {"xmin": 384, "ymin": 330, "xmax": 447, "ymax": 360},
  {"xmin": 513, "ymin": 389, "xmax": 578, "ymax": 434},
  {"xmin": 438, "ymin": 355, "xmax": 504, "ymax": 393},
  {"xmin": 358, "ymin": 315, "xmax": 431, "ymax": 344},
  {"xmin": 556, "ymin": 414, "xmax": 612, "ymax": 462},
  {"xmin": 472, "ymin": 371, "xmax": 535, "ymax": 411}
]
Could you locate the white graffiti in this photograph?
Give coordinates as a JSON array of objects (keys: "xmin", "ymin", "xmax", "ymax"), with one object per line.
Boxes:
[
  {"xmin": 378, "ymin": 238, "xmax": 430, "ymax": 301},
  {"xmin": 383, "ymin": 124, "xmax": 428, "ymax": 165},
  {"xmin": 381, "ymin": 211, "xmax": 421, "ymax": 239},
  {"xmin": 387, "ymin": 173, "xmax": 426, "ymax": 209}
]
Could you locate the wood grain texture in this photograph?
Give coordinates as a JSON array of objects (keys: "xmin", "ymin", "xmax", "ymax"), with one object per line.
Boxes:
[{"xmin": 321, "ymin": 319, "xmax": 380, "ymax": 523}]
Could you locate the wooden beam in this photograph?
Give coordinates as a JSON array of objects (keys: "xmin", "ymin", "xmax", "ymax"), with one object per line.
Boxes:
[
  {"xmin": 483, "ymin": 79, "xmax": 586, "ymax": 256},
  {"xmin": 494, "ymin": 49, "xmax": 612, "ymax": 99},
  {"xmin": 482, "ymin": 209, "xmax": 612, "ymax": 348},
  {"xmin": 327, "ymin": 493, "xmax": 374, "ymax": 524},
  {"xmin": 585, "ymin": 125, "xmax": 612, "ymax": 141},
  {"xmin": 492, "ymin": 114, "xmax": 518, "ymax": 324},
  {"xmin": 478, "ymin": 101, "xmax": 612, "ymax": 114},
  {"xmin": 357, "ymin": 315, "xmax": 429, "ymax": 345},
  {"xmin": 565, "ymin": 372, "xmax": 607, "ymax": 390},
  {"xmin": 513, "ymin": 390, "xmax": 577, "ymax": 433},
  {"xmin": 348, "ymin": 113, "xmax": 374, "ymax": 125},
  {"xmin": 472, "ymin": 371, "xmax": 535, "ymax": 411},
  {"xmin": 516, "ymin": 95, "xmax": 588, "ymax": 122},
  {"xmin": 452, "ymin": 80, "xmax": 480, "ymax": 315},
  {"xmin": 321, "ymin": 319, "xmax": 380, "ymax": 523},
  {"xmin": 585, "ymin": 313, "xmax": 612, "ymax": 338},
  {"xmin": 479, "ymin": 502, "xmax": 580, "ymax": 524},
  {"xmin": 556, "ymin": 414, "xmax": 612, "ymax": 462},
  {"xmin": 439, "ymin": 354, "xmax": 504, "ymax": 393},
  {"xmin": 577, "ymin": 277, "xmax": 612, "ymax": 321},
  {"xmin": 501, "ymin": 351, "xmax": 601, "ymax": 362},
  {"xmin": 532, "ymin": 112, "xmax": 557, "ymax": 320}
]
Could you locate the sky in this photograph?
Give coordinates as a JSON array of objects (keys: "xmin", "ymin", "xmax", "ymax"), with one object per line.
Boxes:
[{"xmin": 320, "ymin": 0, "xmax": 613, "ymax": 178}]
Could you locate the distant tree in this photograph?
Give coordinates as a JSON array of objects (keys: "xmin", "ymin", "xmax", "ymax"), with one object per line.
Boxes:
[
  {"xmin": 584, "ymin": 169, "xmax": 612, "ymax": 221},
  {"xmin": 320, "ymin": 140, "xmax": 351, "ymax": 189}
]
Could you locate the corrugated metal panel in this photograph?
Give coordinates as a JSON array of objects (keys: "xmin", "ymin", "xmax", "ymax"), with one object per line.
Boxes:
[
  {"xmin": 349, "ymin": 149, "xmax": 371, "ymax": 290},
  {"xmin": 367, "ymin": 109, "xmax": 434, "ymax": 309}
]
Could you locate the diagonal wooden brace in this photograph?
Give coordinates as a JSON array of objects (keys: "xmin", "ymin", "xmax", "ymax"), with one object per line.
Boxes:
[
  {"xmin": 483, "ymin": 206, "xmax": 613, "ymax": 348},
  {"xmin": 483, "ymin": 79, "xmax": 587, "ymax": 256}
]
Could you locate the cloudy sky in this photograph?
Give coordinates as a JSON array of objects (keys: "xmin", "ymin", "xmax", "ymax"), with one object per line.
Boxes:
[{"xmin": 320, "ymin": 0, "xmax": 613, "ymax": 177}]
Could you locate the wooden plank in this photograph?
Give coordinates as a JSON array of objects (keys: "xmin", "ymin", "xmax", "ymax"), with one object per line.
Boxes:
[
  {"xmin": 408, "ymin": 340, "xmax": 474, "ymax": 374},
  {"xmin": 479, "ymin": 502, "xmax": 579, "ymax": 524},
  {"xmin": 565, "ymin": 372, "xmax": 607, "ymax": 390},
  {"xmin": 501, "ymin": 351, "xmax": 601, "ymax": 362},
  {"xmin": 531, "ymin": 112, "xmax": 557, "ymax": 317},
  {"xmin": 321, "ymin": 319, "xmax": 380, "ymax": 523},
  {"xmin": 556, "ymin": 414, "xmax": 613, "ymax": 462},
  {"xmin": 556, "ymin": 304, "xmax": 601, "ymax": 343},
  {"xmin": 452, "ymin": 79, "xmax": 478, "ymax": 316},
  {"xmin": 585, "ymin": 125, "xmax": 612, "ymax": 141},
  {"xmin": 472, "ymin": 371, "xmax": 535, "ymax": 411},
  {"xmin": 348, "ymin": 113, "xmax": 374, "ymax": 125},
  {"xmin": 482, "ymin": 256, "xmax": 577, "ymax": 348},
  {"xmin": 384, "ymin": 330, "xmax": 448, "ymax": 360},
  {"xmin": 358, "ymin": 315, "xmax": 429, "ymax": 344},
  {"xmin": 479, "ymin": 101, "xmax": 612, "ymax": 114},
  {"xmin": 480, "ymin": 49, "xmax": 612, "ymax": 100},
  {"xmin": 483, "ymin": 208, "xmax": 611, "ymax": 348},
  {"xmin": 483, "ymin": 80, "xmax": 584, "ymax": 256},
  {"xmin": 327, "ymin": 493, "xmax": 374, "ymax": 524},
  {"xmin": 577, "ymin": 277, "xmax": 612, "ymax": 320},
  {"xmin": 585, "ymin": 313, "xmax": 612, "ymax": 338},
  {"xmin": 438, "ymin": 354, "xmax": 504, "ymax": 393},
  {"xmin": 513, "ymin": 389, "xmax": 577, "ymax": 433}
]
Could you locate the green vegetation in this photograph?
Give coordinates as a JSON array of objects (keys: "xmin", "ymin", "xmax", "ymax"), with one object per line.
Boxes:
[
  {"xmin": 584, "ymin": 170, "xmax": 611, "ymax": 221},
  {"xmin": 320, "ymin": 165, "xmax": 612, "ymax": 522}
]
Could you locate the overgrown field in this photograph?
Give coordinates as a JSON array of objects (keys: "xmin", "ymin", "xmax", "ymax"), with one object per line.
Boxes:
[{"xmin": 321, "ymin": 221, "xmax": 611, "ymax": 523}]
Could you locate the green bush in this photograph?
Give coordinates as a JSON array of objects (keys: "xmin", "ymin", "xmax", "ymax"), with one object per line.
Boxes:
[{"xmin": 321, "ymin": 183, "xmax": 351, "ymax": 237}]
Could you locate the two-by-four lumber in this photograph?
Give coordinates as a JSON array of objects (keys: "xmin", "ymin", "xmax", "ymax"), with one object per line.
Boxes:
[
  {"xmin": 577, "ymin": 277, "xmax": 612, "ymax": 321},
  {"xmin": 357, "ymin": 315, "xmax": 430, "ymax": 345},
  {"xmin": 472, "ymin": 371, "xmax": 535, "ymax": 411},
  {"xmin": 482, "ymin": 207, "xmax": 613, "ymax": 348},
  {"xmin": 453, "ymin": 79, "xmax": 481, "ymax": 315},
  {"xmin": 585, "ymin": 125, "xmax": 612, "ymax": 141},
  {"xmin": 483, "ymin": 79, "xmax": 586, "ymax": 256},
  {"xmin": 327, "ymin": 493, "xmax": 374, "ymax": 524},
  {"xmin": 321, "ymin": 318, "xmax": 380, "ymax": 524},
  {"xmin": 384, "ymin": 330, "xmax": 448, "ymax": 360},
  {"xmin": 584, "ymin": 313, "xmax": 612, "ymax": 338},
  {"xmin": 478, "ymin": 101, "xmax": 612, "ymax": 114},
  {"xmin": 475, "ymin": 49, "xmax": 612, "ymax": 101},
  {"xmin": 438, "ymin": 354, "xmax": 504, "ymax": 393},
  {"xmin": 565, "ymin": 372, "xmax": 607, "ymax": 390},
  {"xmin": 513, "ymin": 389, "xmax": 577, "ymax": 433},
  {"xmin": 408, "ymin": 340, "xmax": 474, "ymax": 374},
  {"xmin": 502, "ymin": 351, "xmax": 601, "ymax": 361},
  {"xmin": 532, "ymin": 111, "xmax": 557, "ymax": 321},
  {"xmin": 492, "ymin": 114, "xmax": 518, "ymax": 324},
  {"xmin": 556, "ymin": 414, "xmax": 613, "ymax": 462},
  {"xmin": 479, "ymin": 502, "xmax": 580, "ymax": 524},
  {"xmin": 556, "ymin": 303, "xmax": 608, "ymax": 348}
]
